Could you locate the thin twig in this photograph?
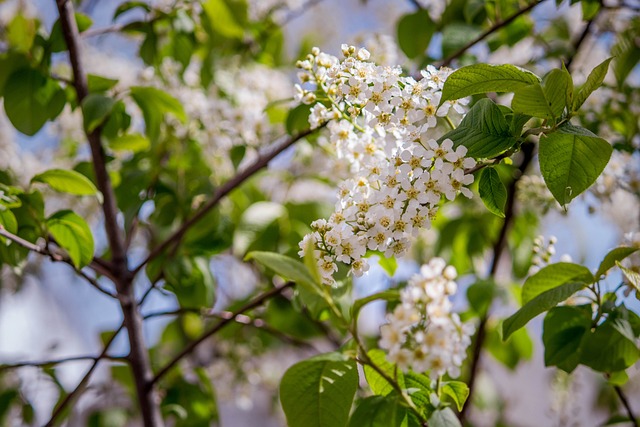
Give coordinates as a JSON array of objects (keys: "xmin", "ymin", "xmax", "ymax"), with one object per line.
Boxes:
[
  {"xmin": 45, "ymin": 324, "xmax": 125, "ymax": 427},
  {"xmin": 614, "ymin": 385, "xmax": 639, "ymax": 427},
  {"xmin": 565, "ymin": 3, "xmax": 601, "ymax": 72},
  {"xmin": 0, "ymin": 354, "xmax": 126, "ymax": 372},
  {"xmin": 150, "ymin": 282, "xmax": 295, "ymax": 385},
  {"xmin": 439, "ymin": 0, "xmax": 546, "ymax": 67},
  {"xmin": 0, "ymin": 226, "xmax": 117, "ymax": 298},
  {"xmin": 459, "ymin": 142, "xmax": 535, "ymax": 423},
  {"xmin": 132, "ymin": 126, "xmax": 323, "ymax": 276}
]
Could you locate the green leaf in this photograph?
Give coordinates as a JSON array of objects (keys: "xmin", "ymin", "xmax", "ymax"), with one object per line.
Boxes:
[
  {"xmin": 87, "ymin": 74, "xmax": 119, "ymax": 93},
  {"xmin": 428, "ymin": 408, "xmax": 462, "ymax": 427},
  {"xmin": 246, "ymin": 251, "xmax": 319, "ymax": 292},
  {"xmin": 502, "ymin": 281, "xmax": 586, "ymax": 340},
  {"xmin": 3, "ymin": 68, "xmax": 66, "ymax": 136},
  {"xmin": 113, "ymin": 1, "xmax": 151, "ymax": 20},
  {"xmin": 538, "ymin": 124, "xmax": 613, "ymax": 206},
  {"xmin": 512, "ymin": 69, "xmax": 570, "ymax": 121},
  {"xmin": 612, "ymin": 23, "xmax": 640, "ymax": 88},
  {"xmin": 441, "ymin": 381, "xmax": 469, "ymax": 412},
  {"xmin": 7, "ymin": 14, "xmax": 37, "ymax": 53},
  {"xmin": 164, "ymin": 256, "xmax": 216, "ymax": 308},
  {"xmin": 234, "ymin": 202, "xmax": 287, "ymax": 255},
  {"xmin": 581, "ymin": 318, "xmax": 640, "ymax": 372},
  {"xmin": 363, "ymin": 349, "xmax": 404, "ymax": 396},
  {"xmin": 348, "ymin": 394, "xmax": 407, "ymax": 427},
  {"xmin": 440, "ymin": 64, "xmax": 539, "ymax": 105},
  {"xmin": 542, "ymin": 306, "xmax": 592, "ymax": 373},
  {"xmin": 438, "ymin": 99, "xmax": 516, "ymax": 159},
  {"xmin": 130, "ymin": 86, "xmax": 186, "ymax": 141},
  {"xmin": 581, "ymin": 0, "xmax": 600, "ymax": 20},
  {"xmin": 378, "ymin": 255, "xmax": 398, "ymax": 277},
  {"xmin": 46, "ymin": 210, "xmax": 95, "ymax": 268},
  {"xmin": 286, "ymin": 104, "xmax": 312, "ymax": 135},
  {"xmin": 441, "ymin": 23, "xmax": 482, "ymax": 60},
  {"xmin": 201, "ymin": 0, "xmax": 244, "ymax": 39},
  {"xmin": 397, "ymin": 10, "xmax": 435, "ymax": 59},
  {"xmin": 351, "ymin": 290, "xmax": 400, "ymax": 321},
  {"xmin": 617, "ymin": 262, "xmax": 640, "ymax": 292},
  {"xmin": 522, "ymin": 262, "xmax": 593, "ymax": 305},
  {"xmin": 0, "ymin": 210, "xmax": 18, "ymax": 245},
  {"xmin": 32, "ymin": 169, "xmax": 100, "ymax": 198},
  {"xmin": 466, "ymin": 280, "xmax": 496, "ymax": 316},
  {"xmin": 478, "ymin": 167, "xmax": 507, "ymax": 217},
  {"xmin": 82, "ymin": 94, "xmax": 116, "ymax": 132},
  {"xmin": 595, "ymin": 247, "xmax": 639, "ymax": 279},
  {"xmin": 573, "ymin": 58, "xmax": 612, "ymax": 111},
  {"xmin": 280, "ymin": 353, "xmax": 358, "ymax": 427},
  {"xmin": 108, "ymin": 133, "xmax": 151, "ymax": 153}
]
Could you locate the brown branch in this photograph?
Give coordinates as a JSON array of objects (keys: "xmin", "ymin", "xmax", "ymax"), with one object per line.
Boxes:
[
  {"xmin": 132, "ymin": 126, "xmax": 322, "ymax": 276},
  {"xmin": 45, "ymin": 324, "xmax": 124, "ymax": 426},
  {"xmin": 565, "ymin": 3, "xmax": 601, "ymax": 72},
  {"xmin": 614, "ymin": 385, "xmax": 639, "ymax": 427},
  {"xmin": 439, "ymin": 0, "xmax": 546, "ymax": 67},
  {"xmin": 55, "ymin": 1, "xmax": 160, "ymax": 425},
  {"xmin": 0, "ymin": 225, "xmax": 117, "ymax": 298},
  {"xmin": 150, "ymin": 282, "xmax": 295, "ymax": 386},
  {"xmin": 0, "ymin": 354, "xmax": 126, "ymax": 372},
  {"xmin": 459, "ymin": 142, "xmax": 535, "ymax": 423}
]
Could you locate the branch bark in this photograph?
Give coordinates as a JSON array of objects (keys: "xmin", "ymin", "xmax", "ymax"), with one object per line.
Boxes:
[
  {"xmin": 614, "ymin": 385, "xmax": 639, "ymax": 427},
  {"xmin": 150, "ymin": 282, "xmax": 295, "ymax": 386},
  {"xmin": 54, "ymin": 1, "xmax": 161, "ymax": 425},
  {"xmin": 459, "ymin": 142, "xmax": 535, "ymax": 423},
  {"xmin": 132, "ymin": 126, "xmax": 322, "ymax": 276},
  {"xmin": 0, "ymin": 354, "xmax": 125, "ymax": 372},
  {"xmin": 439, "ymin": 0, "xmax": 545, "ymax": 67}
]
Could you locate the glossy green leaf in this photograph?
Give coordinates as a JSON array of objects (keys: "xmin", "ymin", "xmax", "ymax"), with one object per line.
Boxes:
[
  {"xmin": 32, "ymin": 169, "xmax": 99, "ymax": 198},
  {"xmin": 522, "ymin": 262, "xmax": 593, "ymax": 305},
  {"xmin": 0, "ymin": 210, "xmax": 18, "ymax": 245},
  {"xmin": 573, "ymin": 57, "xmax": 612, "ymax": 111},
  {"xmin": 130, "ymin": 86, "xmax": 186, "ymax": 141},
  {"xmin": 280, "ymin": 353, "xmax": 358, "ymax": 427},
  {"xmin": 595, "ymin": 247, "xmax": 639, "ymax": 279},
  {"xmin": 348, "ymin": 394, "xmax": 407, "ymax": 427},
  {"xmin": 108, "ymin": 133, "xmax": 150, "ymax": 153},
  {"xmin": 478, "ymin": 167, "xmax": 507, "ymax": 217},
  {"xmin": 82, "ymin": 94, "xmax": 116, "ymax": 132},
  {"xmin": 364, "ymin": 349, "xmax": 404, "ymax": 396},
  {"xmin": 428, "ymin": 408, "xmax": 461, "ymax": 427},
  {"xmin": 617, "ymin": 262, "xmax": 640, "ymax": 292},
  {"xmin": 3, "ymin": 68, "xmax": 66, "ymax": 136},
  {"xmin": 580, "ymin": 318, "xmax": 640, "ymax": 372},
  {"xmin": 542, "ymin": 306, "xmax": 592, "ymax": 372},
  {"xmin": 87, "ymin": 74, "xmax": 119, "ymax": 93},
  {"xmin": 246, "ymin": 251, "xmax": 319, "ymax": 291},
  {"xmin": 397, "ymin": 10, "xmax": 434, "ymax": 59},
  {"xmin": 440, "ymin": 64, "xmax": 539, "ymax": 105},
  {"xmin": 46, "ymin": 210, "xmax": 94, "ymax": 268},
  {"xmin": 512, "ymin": 69, "xmax": 570, "ymax": 121},
  {"xmin": 441, "ymin": 381, "xmax": 469, "ymax": 412},
  {"xmin": 539, "ymin": 124, "xmax": 612, "ymax": 206},
  {"xmin": 503, "ymin": 281, "xmax": 586, "ymax": 340},
  {"xmin": 438, "ymin": 99, "xmax": 515, "ymax": 159}
]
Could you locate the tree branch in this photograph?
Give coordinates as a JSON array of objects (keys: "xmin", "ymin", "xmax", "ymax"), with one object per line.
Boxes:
[
  {"xmin": 150, "ymin": 282, "xmax": 295, "ymax": 386},
  {"xmin": 0, "ymin": 225, "xmax": 117, "ymax": 298},
  {"xmin": 439, "ymin": 0, "xmax": 546, "ymax": 67},
  {"xmin": 565, "ymin": 3, "xmax": 601, "ymax": 72},
  {"xmin": 45, "ymin": 324, "xmax": 124, "ymax": 427},
  {"xmin": 614, "ymin": 385, "xmax": 639, "ymax": 427},
  {"xmin": 132, "ymin": 126, "xmax": 323, "ymax": 276},
  {"xmin": 0, "ymin": 354, "xmax": 126, "ymax": 372},
  {"xmin": 459, "ymin": 142, "xmax": 535, "ymax": 423}
]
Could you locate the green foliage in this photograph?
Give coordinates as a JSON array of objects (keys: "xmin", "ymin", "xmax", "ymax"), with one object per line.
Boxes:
[
  {"xmin": 397, "ymin": 10, "xmax": 435, "ymax": 59},
  {"xmin": 439, "ymin": 99, "xmax": 516, "ymax": 159},
  {"xmin": 511, "ymin": 68, "xmax": 571, "ymax": 123},
  {"xmin": 538, "ymin": 123, "xmax": 612, "ymax": 206},
  {"xmin": 280, "ymin": 353, "xmax": 358, "ymax": 427},
  {"xmin": 363, "ymin": 349, "xmax": 404, "ymax": 396},
  {"xmin": 521, "ymin": 262, "xmax": 593, "ymax": 304},
  {"xmin": 46, "ymin": 210, "xmax": 95, "ymax": 268},
  {"xmin": 3, "ymin": 68, "xmax": 66, "ymax": 135},
  {"xmin": 572, "ymin": 58, "xmax": 612, "ymax": 111},
  {"xmin": 348, "ymin": 394, "xmax": 408, "ymax": 427},
  {"xmin": 441, "ymin": 381, "xmax": 469, "ymax": 412},
  {"xmin": 502, "ymin": 281, "xmax": 586, "ymax": 340},
  {"xmin": 31, "ymin": 169, "xmax": 100, "ymax": 198},
  {"xmin": 130, "ymin": 86, "xmax": 186, "ymax": 141},
  {"xmin": 478, "ymin": 167, "xmax": 507, "ymax": 217},
  {"xmin": 246, "ymin": 251, "xmax": 319, "ymax": 292},
  {"xmin": 542, "ymin": 305, "xmax": 592, "ymax": 372},
  {"xmin": 440, "ymin": 64, "xmax": 540, "ymax": 105},
  {"xmin": 82, "ymin": 94, "xmax": 116, "ymax": 132},
  {"xmin": 428, "ymin": 408, "xmax": 462, "ymax": 427},
  {"xmin": 595, "ymin": 247, "xmax": 639, "ymax": 279}
]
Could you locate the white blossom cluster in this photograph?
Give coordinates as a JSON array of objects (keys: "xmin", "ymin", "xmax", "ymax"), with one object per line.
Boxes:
[
  {"xmin": 516, "ymin": 174, "xmax": 558, "ymax": 214},
  {"xmin": 379, "ymin": 258, "xmax": 474, "ymax": 379},
  {"xmin": 530, "ymin": 235, "xmax": 572, "ymax": 274},
  {"xmin": 295, "ymin": 45, "xmax": 475, "ymax": 283}
]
